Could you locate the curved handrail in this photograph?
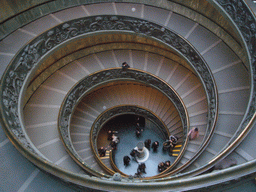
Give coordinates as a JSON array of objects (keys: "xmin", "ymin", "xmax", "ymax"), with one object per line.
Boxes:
[
  {"xmin": 58, "ymin": 69, "xmax": 189, "ymax": 177},
  {"xmin": 24, "ymin": 40, "xmax": 186, "ymax": 106},
  {"xmin": 156, "ymin": 0, "xmax": 256, "ymax": 180},
  {"xmin": 2, "ymin": 107, "xmax": 256, "ymax": 192},
  {"xmin": 140, "ymin": 0, "xmax": 256, "ymax": 182},
  {"xmin": 0, "ymin": 1, "xmax": 254, "ymax": 191},
  {"xmin": 90, "ymin": 104, "xmax": 169, "ymax": 149},
  {"xmin": 0, "ymin": 14, "xmax": 218, "ymax": 189},
  {"xmin": 0, "ymin": 0, "xmax": 52, "ymax": 24},
  {"xmin": 149, "ymin": 137, "xmax": 189, "ymax": 179},
  {"xmin": 0, "ymin": 0, "xmax": 245, "ymax": 64},
  {"xmin": 102, "ymin": 107, "xmax": 188, "ymax": 180},
  {"xmin": 109, "ymin": 150, "xmax": 130, "ymax": 177},
  {"xmin": 90, "ymin": 104, "xmax": 173, "ymax": 177}
]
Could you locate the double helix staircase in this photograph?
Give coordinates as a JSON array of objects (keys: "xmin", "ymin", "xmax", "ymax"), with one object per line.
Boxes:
[{"xmin": 0, "ymin": 1, "xmax": 256, "ymax": 191}]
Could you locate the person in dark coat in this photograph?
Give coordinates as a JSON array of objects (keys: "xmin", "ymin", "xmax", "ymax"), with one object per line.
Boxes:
[
  {"xmin": 135, "ymin": 123, "xmax": 143, "ymax": 137},
  {"xmin": 107, "ymin": 130, "xmax": 113, "ymax": 140},
  {"xmin": 123, "ymin": 156, "xmax": 131, "ymax": 166},
  {"xmin": 135, "ymin": 116, "xmax": 145, "ymax": 127},
  {"xmin": 168, "ymin": 135, "xmax": 178, "ymax": 154},
  {"xmin": 98, "ymin": 147, "xmax": 106, "ymax": 157},
  {"xmin": 136, "ymin": 129, "xmax": 141, "ymax": 137},
  {"xmin": 110, "ymin": 141, "xmax": 117, "ymax": 150},
  {"xmin": 137, "ymin": 163, "xmax": 146, "ymax": 174},
  {"xmin": 130, "ymin": 149, "xmax": 139, "ymax": 162},
  {"xmin": 144, "ymin": 139, "xmax": 151, "ymax": 150},
  {"xmin": 152, "ymin": 141, "xmax": 159, "ymax": 152},
  {"xmin": 169, "ymin": 135, "xmax": 178, "ymax": 147},
  {"xmin": 122, "ymin": 62, "xmax": 130, "ymax": 70},
  {"xmin": 136, "ymin": 122, "xmax": 144, "ymax": 132},
  {"xmin": 158, "ymin": 162, "xmax": 165, "ymax": 172},
  {"xmin": 164, "ymin": 160, "xmax": 171, "ymax": 169},
  {"xmin": 134, "ymin": 169, "xmax": 142, "ymax": 178}
]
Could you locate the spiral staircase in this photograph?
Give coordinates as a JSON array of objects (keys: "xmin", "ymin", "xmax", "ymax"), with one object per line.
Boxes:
[{"xmin": 0, "ymin": 0, "xmax": 256, "ymax": 191}]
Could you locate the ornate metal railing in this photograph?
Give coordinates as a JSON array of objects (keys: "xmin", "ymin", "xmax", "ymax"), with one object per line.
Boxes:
[
  {"xmin": 180, "ymin": 0, "xmax": 256, "ymax": 178},
  {"xmin": 144, "ymin": 0, "xmax": 256, "ymax": 183},
  {"xmin": 0, "ymin": 13, "xmax": 217, "ymax": 159},
  {"xmin": 214, "ymin": 0, "xmax": 256, "ymax": 146},
  {"xmin": 91, "ymin": 105, "xmax": 169, "ymax": 153},
  {"xmin": 109, "ymin": 150, "xmax": 129, "ymax": 176},
  {"xmin": 91, "ymin": 105, "xmax": 169, "ymax": 177},
  {"xmin": 58, "ymin": 68, "xmax": 189, "ymax": 177},
  {"xmin": 0, "ymin": 13, "xmax": 220, "ymax": 191}
]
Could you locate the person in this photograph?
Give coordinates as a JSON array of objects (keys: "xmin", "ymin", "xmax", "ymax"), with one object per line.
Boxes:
[
  {"xmin": 98, "ymin": 146, "xmax": 106, "ymax": 157},
  {"xmin": 122, "ymin": 62, "xmax": 130, "ymax": 70},
  {"xmin": 135, "ymin": 116, "xmax": 145, "ymax": 128},
  {"xmin": 168, "ymin": 135, "xmax": 178, "ymax": 154},
  {"xmin": 169, "ymin": 135, "xmax": 178, "ymax": 146},
  {"xmin": 110, "ymin": 140, "xmax": 117, "ymax": 150},
  {"xmin": 214, "ymin": 157, "xmax": 237, "ymax": 170},
  {"xmin": 130, "ymin": 149, "xmax": 139, "ymax": 162},
  {"xmin": 136, "ymin": 122, "xmax": 144, "ymax": 132},
  {"xmin": 164, "ymin": 160, "xmax": 171, "ymax": 169},
  {"xmin": 188, "ymin": 127, "xmax": 199, "ymax": 140},
  {"xmin": 136, "ymin": 129, "xmax": 141, "ymax": 137},
  {"xmin": 134, "ymin": 169, "xmax": 142, "ymax": 178},
  {"xmin": 137, "ymin": 163, "xmax": 146, "ymax": 174},
  {"xmin": 144, "ymin": 139, "xmax": 151, "ymax": 150},
  {"xmin": 152, "ymin": 141, "xmax": 159, "ymax": 152},
  {"xmin": 158, "ymin": 162, "xmax": 165, "ymax": 172},
  {"xmin": 123, "ymin": 156, "xmax": 131, "ymax": 166},
  {"xmin": 135, "ymin": 123, "xmax": 143, "ymax": 137},
  {"xmin": 112, "ymin": 134, "xmax": 120, "ymax": 144},
  {"xmin": 107, "ymin": 130, "xmax": 113, "ymax": 140}
]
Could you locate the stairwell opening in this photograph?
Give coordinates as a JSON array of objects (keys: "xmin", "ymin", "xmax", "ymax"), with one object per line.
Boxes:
[{"xmin": 97, "ymin": 114, "xmax": 178, "ymax": 177}]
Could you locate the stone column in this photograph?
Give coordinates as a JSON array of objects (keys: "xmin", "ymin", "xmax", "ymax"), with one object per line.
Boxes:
[{"xmin": 136, "ymin": 141, "xmax": 145, "ymax": 158}]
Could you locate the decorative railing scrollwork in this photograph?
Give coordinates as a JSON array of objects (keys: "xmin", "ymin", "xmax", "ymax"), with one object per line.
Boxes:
[
  {"xmin": 0, "ymin": 1, "xmax": 254, "ymax": 191},
  {"xmin": 216, "ymin": 0, "xmax": 256, "ymax": 142},
  {"xmin": 149, "ymin": 0, "xmax": 256, "ymax": 182},
  {"xmin": 90, "ymin": 105, "xmax": 169, "ymax": 176},
  {"xmin": 58, "ymin": 68, "xmax": 188, "ymax": 176},
  {"xmin": 91, "ymin": 105, "xmax": 169, "ymax": 150},
  {"xmin": 0, "ymin": 14, "xmax": 218, "ymax": 188},
  {"xmin": 0, "ymin": 15, "xmax": 217, "ymax": 159}
]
